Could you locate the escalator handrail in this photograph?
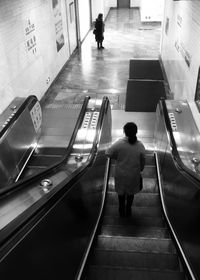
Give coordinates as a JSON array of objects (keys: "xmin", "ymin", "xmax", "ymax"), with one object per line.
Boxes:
[
  {"xmin": 0, "ymin": 96, "xmax": 91, "ymax": 198},
  {"xmin": 65, "ymin": 96, "xmax": 90, "ymax": 156},
  {"xmin": 155, "ymin": 152, "xmax": 196, "ymax": 280},
  {"xmin": 0, "ymin": 95, "xmax": 37, "ymax": 139},
  {"xmin": 76, "ymin": 157, "xmax": 111, "ymax": 280},
  {"xmin": 160, "ymin": 99, "xmax": 200, "ymax": 185}
]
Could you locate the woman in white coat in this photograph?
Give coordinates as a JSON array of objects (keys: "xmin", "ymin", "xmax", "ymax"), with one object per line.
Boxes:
[{"xmin": 106, "ymin": 122, "xmax": 146, "ymax": 217}]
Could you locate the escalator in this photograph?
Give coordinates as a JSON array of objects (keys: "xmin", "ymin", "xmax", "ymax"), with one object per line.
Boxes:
[
  {"xmin": 77, "ymin": 99, "xmax": 200, "ymax": 280},
  {"xmin": 0, "ymin": 95, "xmax": 111, "ymax": 279},
  {"xmin": 0, "ymin": 95, "xmax": 200, "ymax": 280},
  {"xmin": 79, "ymin": 153, "xmax": 186, "ymax": 280}
]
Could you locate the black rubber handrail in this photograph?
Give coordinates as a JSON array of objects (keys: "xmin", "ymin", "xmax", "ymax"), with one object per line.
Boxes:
[
  {"xmin": 65, "ymin": 96, "xmax": 90, "ymax": 156},
  {"xmin": 0, "ymin": 95, "xmax": 37, "ymax": 139},
  {"xmin": 0, "ymin": 96, "xmax": 91, "ymax": 198},
  {"xmin": 160, "ymin": 99, "xmax": 200, "ymax": 186}
]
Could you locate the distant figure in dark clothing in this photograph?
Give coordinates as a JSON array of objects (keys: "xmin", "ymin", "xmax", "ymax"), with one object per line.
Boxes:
[
  {"xmin": 94, "ymin": 13, "xmax": 105, "ymax": 49},
  {"xmin": 106, "ymin": 122, "xmax": 146, "ymax": 217}
]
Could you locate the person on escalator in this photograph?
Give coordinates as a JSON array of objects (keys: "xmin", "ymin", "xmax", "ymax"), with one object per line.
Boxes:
[{"xmin": 105, "ymin": 122, "xmax": 146, "ymax": 217}]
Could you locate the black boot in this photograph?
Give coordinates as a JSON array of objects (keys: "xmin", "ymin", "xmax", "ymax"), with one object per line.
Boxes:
[
  {"xmin": 118, "ymin": 195, "xmax": 125, "ymax": 217},
  {"xmin": 126, "ymin": 195, "xmax": 134, "ymax": 217},
  {"xmin": 100, "ymin": 41, "xmax": 104, "ymax": 49}
]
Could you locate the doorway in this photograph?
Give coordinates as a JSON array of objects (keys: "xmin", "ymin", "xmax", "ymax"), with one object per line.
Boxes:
[{"xmin": 117, "ymin": 0, "xmax": 130, "ymax": 8}]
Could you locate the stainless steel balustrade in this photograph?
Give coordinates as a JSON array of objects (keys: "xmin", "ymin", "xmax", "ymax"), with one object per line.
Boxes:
[{"xmin": 155, "ymin": 99, "xmax": 200, "ymax": 280}]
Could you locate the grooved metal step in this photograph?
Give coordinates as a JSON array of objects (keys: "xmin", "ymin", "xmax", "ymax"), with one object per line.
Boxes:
[
  {"xmin": 104, "ymin": 205, "xmax": 162, "ymax": 217},
  {"xmin": 102, "ymin": 215, "xmax": 165, "ymax": 228},
  {"xmin": 95, "ymin": 235, "xmax": 176, "ymax": 254},
  {"xmin": 90, "ymin": 249, "xmax": 180, "ymax": 270},
  {"xmin": 106, "ymin": 192, "xmax": 161, "ymax": 207},
  {"xmin": 108, "ymin": 177, "xmax": 158, "ymax": 193},
  {"xmin": 86, "ymin": 265, "xmax": 185, "ymax": 280},
  {"xmin": 100, "ymin": 225, "xmax": 169, "ymax": 238}
]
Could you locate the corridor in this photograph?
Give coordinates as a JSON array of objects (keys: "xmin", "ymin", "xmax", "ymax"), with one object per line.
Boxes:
[
  {"xmin": 43, "ymin": 8, "xmax": 162, "ymax": 110},
  {"xmin": 41, "ymin": 8, "xmax": 163, "ymax": 150}
]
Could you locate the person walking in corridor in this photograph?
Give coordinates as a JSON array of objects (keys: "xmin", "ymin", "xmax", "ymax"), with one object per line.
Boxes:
[
  {"xmin": 94, "ymin": 13, "xmax": 105, "ymax": 49},
  {"xmin": 106, "ymin": 122, "xmax": 146, "ymax": 217}
]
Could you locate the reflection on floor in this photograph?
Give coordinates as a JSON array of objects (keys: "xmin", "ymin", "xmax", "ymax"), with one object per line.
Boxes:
[{"xmin": 43, "ymin": 8, "xmax": 164, "ymax": 150}]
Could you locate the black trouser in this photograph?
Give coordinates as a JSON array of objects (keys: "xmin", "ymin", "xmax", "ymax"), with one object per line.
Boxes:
[
  {"xmin": 97, "ymin": 41, "xmax": 103, "ymax": 49},
  {"xmin": 118, "ymin": 194, "xmax": 134, "ymax": 216}
]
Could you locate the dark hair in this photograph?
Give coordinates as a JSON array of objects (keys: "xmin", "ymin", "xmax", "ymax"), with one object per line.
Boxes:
[
  {"xmin": 98, "ymin": 13, "xmax": 103, "ymax": 20},
  {"xmin": 123, "ymin": 122, "xmax": 137, "ymax": 144}
]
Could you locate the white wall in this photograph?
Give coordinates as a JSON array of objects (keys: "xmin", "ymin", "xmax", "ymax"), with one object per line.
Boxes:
[
  {"xmin": 161, "ymin": 0, "xmax": 200, "ymax": 129},
  {"xmin": 0, "ymin": 0, "xmax": 70, "ymax": 114},
  {"xmin": 65, "ymin": 0, "xmax": 77, "ymax": 54},
  {"xmin": 140, "ymin": 0, "xmax": 164, "ymax": 22},
  {"xmin": 78, "ymin": 0, "xmax": 90, "ymax": 41},
  {"xmin": 91, "ymin": 0, "xmax": 117, "ymax": 22},
  {"xmin": 130, "ymin": 0, "xmax": 141, "ymax": 8}
]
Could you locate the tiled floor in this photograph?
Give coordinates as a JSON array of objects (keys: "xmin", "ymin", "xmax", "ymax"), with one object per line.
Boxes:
[{"xmin": 43, "ymin": 8, "xmax": 163, "ymax": 149}]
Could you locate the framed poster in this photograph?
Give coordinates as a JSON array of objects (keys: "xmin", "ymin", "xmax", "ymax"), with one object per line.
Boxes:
[
  {"xmin": 52, "ymin": 0, "xmax": 65, "ymax": 52},
  {"xmin": 69, "ymin": 2, "xmax": 74, "ymax": 23}
]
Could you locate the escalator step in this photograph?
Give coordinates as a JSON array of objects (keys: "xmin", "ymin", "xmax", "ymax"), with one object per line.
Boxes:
[
  {"xmin": 100, "ymin": 225, "xmax": 169, "ymax": 238},
  {"xmin": 102, "ymin": 215, "xmax": 165, "ymax": 228},
  {"xmin": 106, "ymin": 192, "xmax": 161, "ymax": 207},
  {"xmin": 142, "ymin": 165, "xmax": 157, "ymax": 178},
  {"xmin": 145, "ymin": 153, "xmax": 156, "ymax": 165},
  {"xmin": 108, "ymin": 177, "xmax": 158, "ymax": 193},
  {"xmin": 104, "ymin": 205, "xmax": 162, "ymax": 218},
  {"xmin": 95, "ymin": 235, "xmax": 176, "ymax": 254},
  {"xmin": 86, "ymin": 265, "xmax": 185, "ymax": 280},
  {"xmin": 90, "ymin": 249, "xmax": 180, "ymax": 270}
]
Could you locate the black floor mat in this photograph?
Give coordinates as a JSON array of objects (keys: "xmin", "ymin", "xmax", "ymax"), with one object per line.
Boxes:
[
  {"xmin": 125, "ymin": 80, "xmax": 166, "ymax": 112},
  {"xmin": 129, "ymin": 59, "xmax": 164, "ymax": 80}
]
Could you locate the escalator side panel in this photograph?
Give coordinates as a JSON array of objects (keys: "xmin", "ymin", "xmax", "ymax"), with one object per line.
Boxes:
[
  {"xmin": 0, "ymin": 159, "xmax": 106, "ymax": 280},
  {"xmin": 0, "ymin": 98, "xmax": 41, "ymax": 186},
  {"xmin": 0, "ymin": 98, "xmax": 112, "ymax": 279},
  {"xmin": 155, "ymin": 102, "xmax": 200, "ymax": 278}
]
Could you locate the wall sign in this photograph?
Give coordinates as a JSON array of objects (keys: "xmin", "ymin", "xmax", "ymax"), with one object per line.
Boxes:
[
  {"xmin": 52, "ymin": 0, "xmax": 65, "ymax": 52},
  {"xmin": 175, "ymin": 40, "xmax": 191, "ymax": 68},
  {"xmin": 25, "ymin": 19, "xmax": 37, "ymax": 56},
  {"xmin": 165, "ymin": 17, "xmax": 169, "ymax": 35},
  {"xmin": 30, "ymin": 101, "xmax": 42, "ymax": 133}
]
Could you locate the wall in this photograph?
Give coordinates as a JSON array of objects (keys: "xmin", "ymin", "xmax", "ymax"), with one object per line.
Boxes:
[
  {"xmin": 161, "ymin": 0, "xmax": 200, "ymax": 129},
  {"xmin": 0, "ymin": 0, "xmax": 71, "ymax": 114},
  {"xmin": 91, "ymin": 0, "xmax": 117, "ymax": 22},
  {"xmin": 65, "ymin": 0, "xmax": 77, "ymax": 54},
  {"xmin": 130, "ymin": 0, "xmax": 141, "ymax": 8},
  {"xmin": 78, "ymin": 0, "xmax": 90, "ymax": 41},
  {"xmin": 140, "ymin": 0, "xmax": 164, "ymax": 22}
]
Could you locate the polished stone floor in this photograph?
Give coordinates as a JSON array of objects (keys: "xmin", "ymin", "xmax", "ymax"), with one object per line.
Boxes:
[
  {"xmin": 43, "ymin": 8, "xmax": 162, "ymax": 110},
  {"xmin": 43, "ymin": 8, "xmax": 163, "ymax": 149}
]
